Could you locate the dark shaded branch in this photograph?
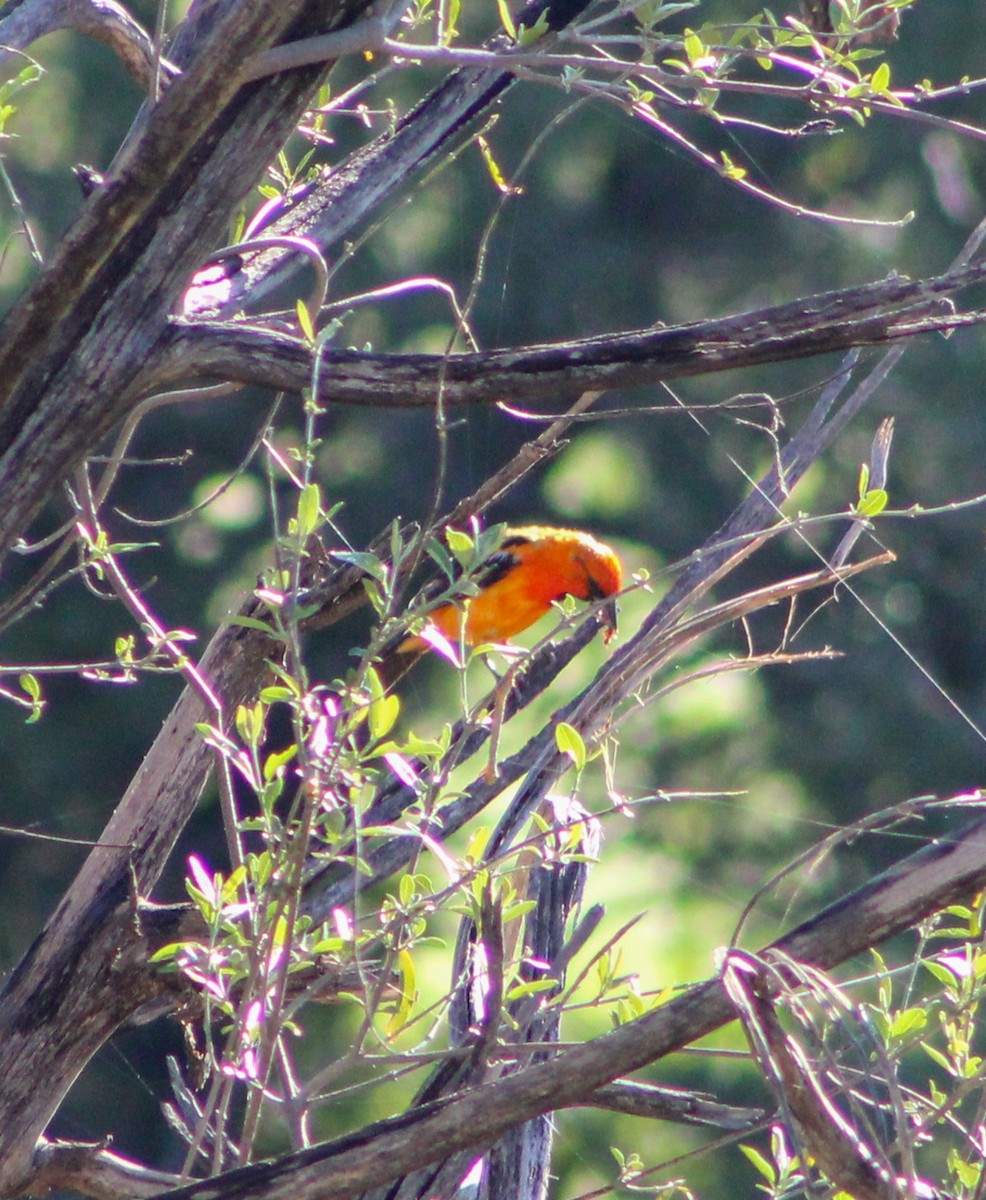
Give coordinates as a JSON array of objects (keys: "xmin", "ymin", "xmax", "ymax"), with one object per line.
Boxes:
[{"xmin": 156, "ymin": 269, "xmax": 981, "ymax": 406}]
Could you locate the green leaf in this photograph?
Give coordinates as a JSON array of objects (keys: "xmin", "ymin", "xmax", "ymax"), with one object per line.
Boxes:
[
  {"xmin": 445, "ymin": 527, "xmax": 475, "ymax": 555},
  {"xmin": 311, "ymin": 936, "xmax": 346, "ymax": 953},
  {"xmin": 18, "ymin": 672, "xmax": 40, "ymax": 701},
  {"xmin": 683, "ymin": 28, "xmax": 704, "ymax": 64},
  {"xmin": 235, "ymin": 702, "xmax": 265, "ymax": 747},
  {"xmin": 739, "ymin": 1144, "xmax": 776, "ymax": 1185},
  {"xmin": 296, "ymin": 299, "xmax": 316, "ymax": 343},
  {"xmin": 369, "ymin": 692, "xmax": 401, "ymax": 742},
  {"xmin": 442, "ymin": 0, "xmax": 460, "ymax": 42},
  {"xmin": 948, "ymin": 1155, "xmax": 980, "ymax": 1190},
  {"xmin": 229, "ymin": 614, "xmax": 276, "ymax": 632},
  {"xmin": 365, "ymin": 664, "xmax": 385, "ymax": 703},
  {"xmin": 856, "ymin": 488, "xmax": 888, "ymax": 518},
  {"xmin": 466, "ymin": 826, "xmax": 492, "ymax": 863},
  {"xmin": 495, "ymin": 0, "xmax": 516, "ymax": 39},
  {"xmin": 265, "ymin": 661, "xmax": 304, "ymax": 694},
  {"xmin": 871, "ymin": 61, "xmax": 891, "ymax": 93},
  {"xmin": 477, "ymin": 134, "xmax": 513, "ymax": 194},
  {"xmin": 221, "ymin": 864, "xmax": 248, "ymax": 903},
  {"xmin": 923, "ymin": 957, "xmax": 959, "ymax": 989},
  {"xmin": 921, "ymin": 1042, "xmax": 954, "ymax": 1073},
  {"xmin": 385, "ymin": 948, "xmax": 417, "ymax": 1037},
  {"xmin": 503, "ymin": 899, "xmax": 537, "ymax": 922},
  {"xmin": 297, "ymin": 482, "xmax": 322, "ymax": 538},
  {"xmin": 148, "ymin": 942, "xmax": 185, "ymax": 963},
  {"xmin": 718, "ymin": 151, "xmax": 747, "ymax": 180},
  {"xmin": 888, "ymin": 1006, "xmax": 927, "ymax": 1039},
  {"xmin": 517, "ymin": 9, "xmax": 550, "ymax": 44},
  {"xmin": 331, "ymin": 550, "xmax": 389, "ymax": 582},
  {"xmin": 397, "ymin": 733, "xmax": 446, "ymax": 760},
  {"xmin": 19, "ymin": 671, "xmax": 44, "ymax": 723},
  {"xmin": 264, "ymin": 745, "xmax": 297, "ymax": 780},
  {"xmin": 0, "ymin": 63, "xmax": 42, "ymax": 108},
  {"xmin": 505, "ymin": 978, "xmax": 557, "ymax": 1001},
  {"xmin": 556, "ymin": 721, "xmax": 587, "ymax": 770}
]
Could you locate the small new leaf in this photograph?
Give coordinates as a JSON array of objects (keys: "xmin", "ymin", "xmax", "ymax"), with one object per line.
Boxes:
[
  {"xmin": 740, "ymin": 1144, "xmax": 777, "ymax": 1185},
  {"xmin": 496, "ymin": 0, "xmax": 516, "ymax": 39},
  {"xmin": 296, "ymin": 300, "xmax": 316, "ymax": 344},
  {"xmin": 683, "ymin": 28, "xmax": 704, "ymax": 64},
  {"xmin": 477, "ymin": 135, "xmax": 521, "ymax": 195},
  {"xmin": 870, "ymin": 60, "xmax": 891, "ymax": 93},
  {"xmin": 385, "ymin": 948, "xmax": 417, "ymax": 1037},
  {"xmin": 719, "ymin": 151, "xmax": 747, "ymax": 180},
  {"xmin": 445, "ymin": 527, "xmax": 475, "ymax": 555},
  {"xmin": 369, "ymin": 692, "xmax": 401, "ymax": 742},
  {"xmin": 857, "ymin": 488, "xmax": 888, "ymax": 518},
  {"xmin": 556, "ymin": 721, "xmax": 587, "ymax": 771},
  {"xmin": 297, "ymin": 482, "xmax": 322, "ymax": 538},
  {"xmin": 517, "ymin": 9, "xmax": 549, "ymax": 44}
]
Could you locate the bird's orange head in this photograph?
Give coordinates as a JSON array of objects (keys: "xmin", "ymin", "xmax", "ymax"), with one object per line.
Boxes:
[{"xmin": 503, "ymin": 526, "xmax": 623, "ymax": 639}]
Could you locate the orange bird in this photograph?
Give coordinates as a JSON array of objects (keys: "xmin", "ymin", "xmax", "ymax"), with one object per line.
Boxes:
[{"xmin": 394, "ymin": 526, "xmax": 623, "ymax": 667}]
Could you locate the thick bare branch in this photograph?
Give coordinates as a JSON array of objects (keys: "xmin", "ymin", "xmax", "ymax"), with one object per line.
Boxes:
[{"xmin": 156, "ymin": 270, "xmax": 979, "ymax": 406}]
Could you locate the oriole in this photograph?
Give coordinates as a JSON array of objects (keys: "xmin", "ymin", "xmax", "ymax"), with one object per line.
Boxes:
[{"xmin": 395, "ymin": 525, "xmax": 623, "ymax": 664}]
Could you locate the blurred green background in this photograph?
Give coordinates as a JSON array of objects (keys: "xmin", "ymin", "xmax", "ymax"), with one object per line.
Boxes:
[{"xmin": 1, "ymin": 0, "xmax": 985, "ymax": 1194}]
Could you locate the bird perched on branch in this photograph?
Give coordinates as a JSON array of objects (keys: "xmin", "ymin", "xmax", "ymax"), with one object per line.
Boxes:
[{"xmin": 385, "ymin": 525, "xmax": 623, "ymax": 680}]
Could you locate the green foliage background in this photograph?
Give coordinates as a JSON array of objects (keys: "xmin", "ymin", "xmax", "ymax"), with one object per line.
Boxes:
[{"xmin": 1, "ymin": 1, "xmax": 986, "ymax": 1193}]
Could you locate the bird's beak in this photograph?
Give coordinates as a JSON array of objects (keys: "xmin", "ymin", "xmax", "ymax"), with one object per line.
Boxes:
[
  {"xmin": 586, "ymin": 577, "xmax": 619, "ymax": 643},
  {"xmin": 584, "ymin": 568, "xmax": 620, "ymax": 644},
  {"xmin": 600, "ymin": 596, "xmax": 619, "ymax": 643}
]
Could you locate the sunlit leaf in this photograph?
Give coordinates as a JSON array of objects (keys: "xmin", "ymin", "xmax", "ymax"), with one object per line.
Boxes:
[{"xmin": 556, "ymin": 721, "xmax": 587, "ymax": 770}]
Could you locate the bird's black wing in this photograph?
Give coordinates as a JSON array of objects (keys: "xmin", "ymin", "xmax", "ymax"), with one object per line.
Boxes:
[{"xmin": 471, "ymin": 535, "xmax": 529, "ymax": 593}]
